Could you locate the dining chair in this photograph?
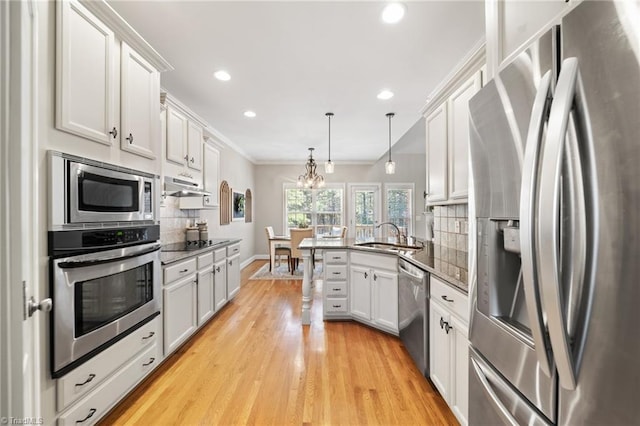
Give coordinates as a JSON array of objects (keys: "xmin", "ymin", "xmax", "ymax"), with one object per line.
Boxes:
[
  {"xmin": 265, "ymin": 226, "xmax": 291, "ymax": 271},
  {"xmin": 289, "ymin": 228, "xmax": 313, "ymax": 273}
]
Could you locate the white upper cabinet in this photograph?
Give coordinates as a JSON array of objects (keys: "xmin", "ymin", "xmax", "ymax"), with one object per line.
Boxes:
[
  {"xmin": 426, "ymin": 104, "xmax": 448, "ymax": 204},
  {"xmin": 166, "ymin": 105, "xmax": 188, "ymax": 166},
  {"xmin": 447, "ymin": 72, "xmax": 482, "ymax": 200},
  {"xmin": 56, "ymin": 0, "xmax": 171, "ymax": 164},
  {"xmin": 56, "ymin": 0, "xmax": 115, "ymax": 146},
  {"xmin": 120, "ymin": 42, "xmax": 159, "ymax": 159},
  {"xmin": 187, "ymin": 121, "xmax": 203, "ymax": 171},
  {"xmin": 203, "ymin": 143, "xmax": 220, "ymax": 207}
]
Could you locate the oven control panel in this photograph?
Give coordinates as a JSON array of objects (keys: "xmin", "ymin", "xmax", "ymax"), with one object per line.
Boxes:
[{"xmin": 49, "ymin": 225, "xmax": 160, "ymax": 257}]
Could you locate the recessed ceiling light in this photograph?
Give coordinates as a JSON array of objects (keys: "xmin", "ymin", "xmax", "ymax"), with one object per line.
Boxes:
[
  {"xmin": 382, "ymin": 2, "xmax": 406, "ymax": 24},
  {"xmin": 377, "ymin": 90, "xmax": 394, "ymax": 100},
  {"xmin": 244, "ymin": 110, "xmax": 256, "ymax": 118},
  {"xmin": 214, "ymin": 70, "xmax": 231, "ymax": 81}
]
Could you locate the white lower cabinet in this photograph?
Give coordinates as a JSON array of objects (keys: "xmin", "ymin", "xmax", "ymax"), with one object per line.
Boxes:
[
  {"xmin": 56, "ymin": 317, "xmax": 161, "ymax": 425},
  {"xmin": 163, "ymin": 272, "xmax": 198, "ymax": 355},
  {"xmin": 214, "ymin": 250, "xmax": 228, "ymax": 311},
  {"xmin": 226, "ymin": 246, "xmax": 241, "ymax": 300},
  {"xmin": 197, "ymin": 264, "xmax": 215, "ymax": 325},
  {"xmin": 322, "ymin": 250, "xmax": 349, "ymax": 320},
  {"xmin": 348, "ymin": 252, "xmax": 398, "ymax": 335},
  {"xmin": 429, "ymin": 276, "xmax": 469, "ymax": 426}
]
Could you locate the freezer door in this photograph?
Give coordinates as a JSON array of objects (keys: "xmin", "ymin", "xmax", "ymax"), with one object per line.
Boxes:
[
  {"xmin": 469, "ymin": 348, "xmax": 551, "ymax": 426},
  {"xmin": 553, "ymin": 1, "xmax": 640, "ymax": 424}
]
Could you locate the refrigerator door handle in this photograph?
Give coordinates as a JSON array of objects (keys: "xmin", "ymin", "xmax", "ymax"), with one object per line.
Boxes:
[
  {"xmin": 520, "ymin": 70, "xmax": 553, "ymax": 377},
  {"xmin": 470, "ymin": 355, "xmax": 521, "ymax": 426},
  {"xmin": 538, "ymin": 57, "xmax": 590, "ymax": 390}
]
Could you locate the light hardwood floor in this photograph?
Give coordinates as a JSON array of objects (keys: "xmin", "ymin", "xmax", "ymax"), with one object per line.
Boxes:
[{"xmin": 100, "ymin": 260, "xmax": 458, "ymax": 425}]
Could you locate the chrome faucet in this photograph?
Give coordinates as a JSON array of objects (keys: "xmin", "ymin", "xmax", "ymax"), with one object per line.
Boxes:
[{"xmin": 376, "ymin": 222, "xmax": 405, "ymax": 244}]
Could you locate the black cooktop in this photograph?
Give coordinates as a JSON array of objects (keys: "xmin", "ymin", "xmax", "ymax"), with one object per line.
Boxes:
[{"xmin": 161, "ymin": 239, "xmax": 230, "ymax": 252}]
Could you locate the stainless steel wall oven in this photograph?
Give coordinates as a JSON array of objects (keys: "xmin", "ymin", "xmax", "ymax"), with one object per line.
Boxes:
[{"xmin": 48, "ymin": 151, "xmax": 162, "ymax": 378}]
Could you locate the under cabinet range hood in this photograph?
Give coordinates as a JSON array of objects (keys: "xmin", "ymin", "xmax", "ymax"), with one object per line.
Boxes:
[{"xmin": 163, "ymin": 176, "xmax": 211, "ymax": 197}]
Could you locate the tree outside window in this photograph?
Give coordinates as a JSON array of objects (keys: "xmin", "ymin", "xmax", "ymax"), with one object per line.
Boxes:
[
  {"xmin": 385, "ymin": 184, "xmax": 413, "ymax": 239},
  {"xmin": 284, "ymin": 184, "xmax": 344, "ymax": 235}
]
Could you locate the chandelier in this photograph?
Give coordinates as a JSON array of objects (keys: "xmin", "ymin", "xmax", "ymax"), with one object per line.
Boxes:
[{"xmin": 297, "ymin": 148, "xmax": 325, "ymax": 188}]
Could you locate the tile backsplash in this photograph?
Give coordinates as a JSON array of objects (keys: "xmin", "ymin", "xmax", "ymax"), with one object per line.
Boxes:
[
  {"xmin": 433, "ymin": 204, "xmax": 468, "ymax": 283},
  {"xmin": 160, "ymin": 197, "xmax": 199, "ymax": 244}
]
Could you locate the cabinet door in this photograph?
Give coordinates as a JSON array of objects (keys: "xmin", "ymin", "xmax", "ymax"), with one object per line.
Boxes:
[
  {"xmin": 56, "ymin": 0, "xmax": 115, "ymax": 146},
  {"xmin": 166, "ymin": 105, "xmax": 188, "ymax": 166},
  {"xmin": 227, "ymin": 254, "xmax": 241, "ymax": 300},
  {"xmin": 203, "ymin": 144, "xmax": 220, "ymax": 207},
  {"xmin": 214, "ymin": 260, "xmax": 228, "ymax": 311},
  {"xmin": 429, "ymin": 300, "xmax": 451, "ymax": 401},
  {"xmin": 163, "ymin": 275, "xmax": 197, "ymax": 355},
  {"xmin": 120, "ymin": 42, "xmax": 159, "ymax": 159},
  {"xmin": 372, "ymin": 269, "xmax": 398, "ymax": 333},
  {"xmin": 450, "ymin": 315, "xmax": 469, "ymax": 426},
  {"xmin": 447, "ymin": 71, "xmax": 481, "ymax": 200},
  {"xmin": 349, "ymin": 265, "xmax": 371, "ymax": 321},
  {"xmin": 187, "ymin": 121, "xmax": 203, "ymax": 171},
  {"xmin": 426, "ymin": 104, "xmax": 448, "ymax": 203},
  {"xmin": 197, "ymin": 266, "xmax": 215, "ymax": 326}
]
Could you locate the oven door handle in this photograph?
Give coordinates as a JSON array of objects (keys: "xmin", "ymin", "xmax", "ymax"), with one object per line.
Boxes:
[{"xmin": 57, "ymin": 243, "xmax": 161, "ymax": 269}]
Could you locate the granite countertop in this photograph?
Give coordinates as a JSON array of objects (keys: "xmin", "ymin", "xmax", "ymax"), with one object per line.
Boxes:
[
  {"xmin": 299, "ymin": 237, "xmax": 468, "ymax": 293},
  {"xmin": 160, "ymin": 238, "xmax": 242, "ymax": 265}
]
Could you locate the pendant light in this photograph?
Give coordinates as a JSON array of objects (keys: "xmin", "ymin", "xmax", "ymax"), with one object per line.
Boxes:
[
  {"xmin": 297, "ymin": 148, "xmax": 325, "ymax": 189},
  {"xmin": 325, "ymin": 112, "xmax": 335, "ymax": 173},
  {"xmin": 385, "ymin": 112, "xmax": 396, "ymax": 174}
]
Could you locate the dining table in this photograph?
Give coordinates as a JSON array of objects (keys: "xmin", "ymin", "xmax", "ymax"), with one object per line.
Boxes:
[{"xmin": 269, "ymin": 234, "xmax": 291, "ymax": 271}]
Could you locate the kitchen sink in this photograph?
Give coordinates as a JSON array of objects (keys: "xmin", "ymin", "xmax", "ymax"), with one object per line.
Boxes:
[{"xmin": 355, "ymin": 241, "xmax": 423, "ymax": 253}]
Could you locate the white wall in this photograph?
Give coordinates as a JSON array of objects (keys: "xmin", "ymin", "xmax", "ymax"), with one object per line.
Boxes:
[{"xmin": 253, "ymin": 119, "xmax": 426, "ymax": 254}]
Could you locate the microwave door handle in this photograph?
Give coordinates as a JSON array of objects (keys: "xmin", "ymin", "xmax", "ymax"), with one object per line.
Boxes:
[
  {"xmin": 537, "ymin": 57, "xmax": 594, "ymax": 390},
  {"xmin": 57, "ymin": 243, "xmax": 161, "ymax": 269},
  {"xmin": 519, "ymin": 70, "xmax": 553, "ymax": 376}
]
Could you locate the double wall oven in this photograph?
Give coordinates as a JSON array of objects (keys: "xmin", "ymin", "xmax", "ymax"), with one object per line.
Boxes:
[{"xmin": 48, "ymin": 151, "xmax": 161, "ymax": 378}]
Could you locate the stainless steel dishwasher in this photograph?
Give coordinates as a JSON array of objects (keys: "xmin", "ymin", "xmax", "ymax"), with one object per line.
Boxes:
[{"xmin": 398, "ymin": 258, "xmax": 429, "ymax": 377}]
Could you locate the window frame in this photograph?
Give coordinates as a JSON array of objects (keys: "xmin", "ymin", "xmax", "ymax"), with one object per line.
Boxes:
[
  {"xmin": 282, "ymin": 183, "xmax": 345, "ymax": 236},
  {"xmin": 383, "ymin": 182, "xmax": 415, "ymax": 239}
]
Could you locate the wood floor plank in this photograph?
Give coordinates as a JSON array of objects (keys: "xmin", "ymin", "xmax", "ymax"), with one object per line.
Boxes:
[{"xmin": 99, "ymin": 260, "xmax": 458, "ymax": 425}]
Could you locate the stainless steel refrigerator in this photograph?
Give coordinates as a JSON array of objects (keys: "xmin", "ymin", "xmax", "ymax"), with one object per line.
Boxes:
[{"xmin": 468, "ymin": 1, "xmax": 640, "ymax": 424}]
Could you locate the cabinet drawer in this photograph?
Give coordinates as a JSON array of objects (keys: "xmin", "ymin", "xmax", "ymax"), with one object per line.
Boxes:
[
  {"xmin": 325, "ymin": 282, "xmax": 347, "ymax": 297},
  {"xmin": 56, "ymin": 316, "xmax": 159, "ymax": 411},
  {"xmin": 324, "ymin": 298, "xmax": 348, "ymax": 313},
  {"xmin": 325, "ymin": 265, "xmax": 347, "ymax": 281},
  {"xmin": 431, "ymin": 276, "xmax": 468, "ymax": 322},
  {"xmin": 197, "ymin": 252, "xmax": 214, "ymax": 269},
  {"xmin": 324, "ymin": 250, "xmax": 347, "ymax": 264},
  {"xmin": 214, "ymin": 247, "xmax": 226, "ymax": 262},
  {"xmin": 164, "ymin": 258, "xmax": 197, "ymax": 284},
  {"xmin": 226, "ymin": 243, "xmax": 240, "ymax": 257},
  {"xmin": 57, "ymin": 344, "xmax": 158, "ymax": 426},
  {"xmin": 350, "ymin": 251, "xmax": 397, "ymax": 271}
]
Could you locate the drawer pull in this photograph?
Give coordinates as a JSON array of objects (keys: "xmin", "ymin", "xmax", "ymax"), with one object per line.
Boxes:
[
  {"xmin": 332, "ymin": 256, "xmax": 341, "ymax": 260},
  {"xmin": 76, "ymin": 408, "xmax": 97, "ymax": 424},
  {"xmin": 332, "ymin": 288, "xmax": 341, "ymax": 291},
  {"xmin": 441, "ymin": 295, "xmax": 454, "ymax": 303},
  {"xmin": 142, "ymin": 357, "xmax": 156, "ymax": 367},
  {"xmin": 179, "ymin": 269, "xmax": 189, "ymax": 273},
  {"xmin": 332, "ymin": 272, "xmax": 341, "ymax": 275},
  {"xmin": 142, "ymin": 331, "xmax": 155, "ymax": 340},
  {"xmin": 74, "ymin": 374, "xmax": 96, "ymax": 387},
  {"xmin": 332, "ymin": 304, "xmax": 342, "ymax": 308}
]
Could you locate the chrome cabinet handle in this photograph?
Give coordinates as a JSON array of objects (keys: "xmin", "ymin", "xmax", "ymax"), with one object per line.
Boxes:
[
  {"xmin": 76, "ymin": 408, "xmax": 97, "ymax": 424},
  {"xmin": 190, "ymin": 157, "xmax": 195, "ymax": 163},
  {"xmin": 332, "ymin": 304, "xmax": 342, "ymax": 308},
  {"xmin": 332, "ymin": 288, "xmax": 341, "ymax": 291},
  {"xmin": 125, "ymin": 133, "xmax": 134, "ymax": 144},
  {"xmin": 142, "ymin": 357, "xmax": 156, "ymax": 367},
  {"xmin": 184, "ymin": 155, "xmax": 189, "ymax": 161},
  {"xmin": 108, "ymin": 127, "xmax": 118, "ymax": 138},
  {"xmin": 75, "ymin": 373, "xmax": 96, "ymax": 387},
  {"xmin": 439, "ymin": 317, "xmax": 445, "ymax": 329},
  {"xmin": 444, "ymin": 323, "xmax": 452, "ymax": 334},
  {"xmin": 373, "ymin": 274, "xmax": 377, "ymax": 281},
  {"xmin": 179, "ymin": 269, "xmax": 188, "ymax": 273},
  {"xmin": 441, "ymin": 295, "xmax": 454, "ymax": 303},
  {"xmin": 229, "ymin": 260, "xmax": 233, "ymax": 266},
  {"xmin": 364, "ymin": 272, "xmax": 368, "ymax": 279},
  {"xmin": 142, "ymin": 332, "xmax": 155, "ymax": 340},
  {"xmin": 205, "ymin": 197, "xmax": 210, "ymax": 203},
  {"xmin": 216, "ymin": 266, "xmax": 221, "ymax": 273},
  {"xmin": 332, "ymin": 272, "xmax": 341, "ymax": 275}
]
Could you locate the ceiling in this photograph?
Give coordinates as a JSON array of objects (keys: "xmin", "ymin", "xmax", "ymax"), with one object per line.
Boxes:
[{"xmin": 108, "ymin": 1, "xmax": 485, "ymax": 164}]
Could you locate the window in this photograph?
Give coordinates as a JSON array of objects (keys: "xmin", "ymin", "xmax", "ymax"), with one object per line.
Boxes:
[
  {"xmin": 384, "ymin": 184, "xmax": 413, "ymax": 240},
  {"xmin": 284, "ymin": 184, "xmax": 344, "ymax": 235}
]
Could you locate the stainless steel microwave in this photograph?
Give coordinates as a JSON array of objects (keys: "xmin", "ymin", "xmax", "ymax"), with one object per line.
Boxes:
[{"xmin": 48, "ymin": 151, "xmax": 159, "ymax": 229}]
